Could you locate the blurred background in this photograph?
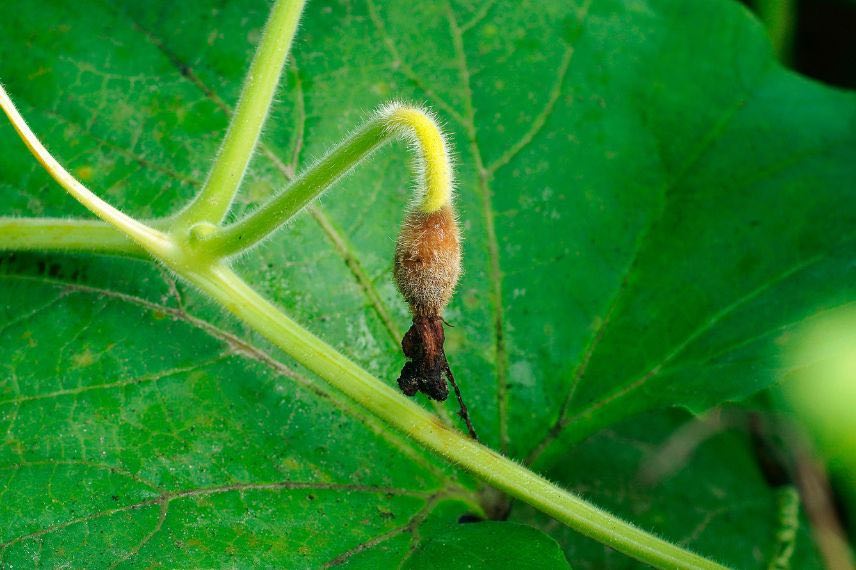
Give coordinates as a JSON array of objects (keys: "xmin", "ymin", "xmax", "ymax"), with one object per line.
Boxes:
[
  {"xmin": 741, "ymin": 0, "xmax": 856, "ymax": 88},
  {"xmin": 740, "ymin": 1, "xmax": 855, "ymax": 567}
]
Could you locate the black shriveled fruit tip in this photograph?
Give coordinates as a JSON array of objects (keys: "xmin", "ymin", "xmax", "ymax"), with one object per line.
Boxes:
[{"xmin": 397, "ymin": 316, "xmax": 449, "ymax": 401}]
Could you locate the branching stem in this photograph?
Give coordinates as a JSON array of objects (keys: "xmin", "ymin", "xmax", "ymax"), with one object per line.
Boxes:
[
  {"xmin": 176, "ymin": 0, "xmax": 306, "ymax": 227},
  {"xmin": 194, "ymin": 103, "xmax": 453, "ymax": 258}
]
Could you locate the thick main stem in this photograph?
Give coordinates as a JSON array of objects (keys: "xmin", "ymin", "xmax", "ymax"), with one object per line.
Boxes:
[
  {"xmin": 176, "ymin": 0, "xmax": 306, "ymax": 227},
  {"xmin": 184, "ymin": 264, "xmax": 726, "ymax": 570},
  {"xmin": 0, "ymin": 211, "xmax": 730, "ymax": 568},
  {"xmin": 195, "ymin": 104, "xmax": 453, "ymax": 258}
]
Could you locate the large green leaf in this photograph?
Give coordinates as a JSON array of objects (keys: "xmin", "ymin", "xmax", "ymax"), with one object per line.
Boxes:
[{"xmin": 1, "ymin": 0, "xmax": 853, "ymax": 566}]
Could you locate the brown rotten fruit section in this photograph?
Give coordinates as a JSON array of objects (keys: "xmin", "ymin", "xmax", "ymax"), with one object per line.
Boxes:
[
  {"xmin": 398, "ymin": 316, "xmax": 450, "ymax": 400},
  {"xmin": 394, "ymin": 205, "xmax": 461, "ymax": 401}
]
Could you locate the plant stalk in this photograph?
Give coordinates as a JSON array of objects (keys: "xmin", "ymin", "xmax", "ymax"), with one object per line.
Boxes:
[
  {"xmin": 0, "ymin": 218, "xmax": 150, "ymax": 257},
  {"xmin": 182, "ymin": 263, "xmax": 727, "ymax": 570},
  {"xmin": 176, "ymin": 0, "xmax": 306, "ymax": 227}
]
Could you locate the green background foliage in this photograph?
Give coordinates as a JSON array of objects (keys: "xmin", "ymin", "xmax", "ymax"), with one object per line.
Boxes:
[{"xmin": 1, "ymin": 0, "xmax": 853, "ymax": 566}]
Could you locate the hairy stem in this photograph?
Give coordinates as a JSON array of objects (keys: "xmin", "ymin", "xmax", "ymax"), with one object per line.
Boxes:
[
  {"xmin": 0, "ymin": 218, "xmax": 146, "ymax": 257},
  {"xmin": 179, "ymin": 264, "xmax": 726, "ymax": 570},
  {"xmin": 0, "ymin": 86, "xmax": 171, "ymax": 257},
  {"xmin": 194, "ymin": 103, "xmax": 453, "ymax": 258},
  {"xmin": 176, "ymin": 0, "xmax": 306, "ymax": 227}
]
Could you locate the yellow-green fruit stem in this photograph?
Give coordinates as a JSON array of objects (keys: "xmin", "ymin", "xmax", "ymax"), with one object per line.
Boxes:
[{"xmin": 386, "ymin": 106, "xmax": 453, "ymax": 213}]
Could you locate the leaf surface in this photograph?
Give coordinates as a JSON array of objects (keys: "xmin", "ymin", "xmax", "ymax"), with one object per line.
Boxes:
[{"xmin": 403, "ymin": 521, "xmax": 570, "ymax": 569}]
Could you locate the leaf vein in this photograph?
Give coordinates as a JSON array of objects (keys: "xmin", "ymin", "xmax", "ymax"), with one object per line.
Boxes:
[
  {"xmin": 563, "ymin": 253, "xmax": 825, "ymax": 442},
  {"xmin": 526, "ymin": 84, "xmax": 760, "ymax": 464},
  {"xmin": 486, "ymin": 0, "xmax": 591, "ymax": 176},
  {"xmin": 0, "ymin": 273, "xmax": 446, "ymax": 479},
  {"xmin": 367, "ymin": 0, "xmax": 468, "ymax": 127}
]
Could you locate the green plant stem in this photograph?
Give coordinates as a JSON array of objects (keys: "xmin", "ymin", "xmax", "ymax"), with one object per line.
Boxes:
[
  {"xmin": 196, "ymin": 104, "xmax": 452, "ymax": 259},
  {"xmin": 0, "ymin": 214, "xmax": 727, "ymax": 567},
  {"xmin": 0, "ymin": 214, "xmax": 731, "ymax": 569},
  {"xmin": 0, "ymin": 218, "xmax": 147, "ymax": 257},
  {"xmin": 0, "ymin": 86, "xmax": 172, "ymax": 258},
  {"xmin": 197, "ymin": 119, "xmax": 387, "ymax": 256},
  {"xmin": 176, "ymin": 0, "xmax": 306, "ymax": 227},
  {"xmin": 180, "ymin": 263, "xmax": 727, "ymax": 570}
]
